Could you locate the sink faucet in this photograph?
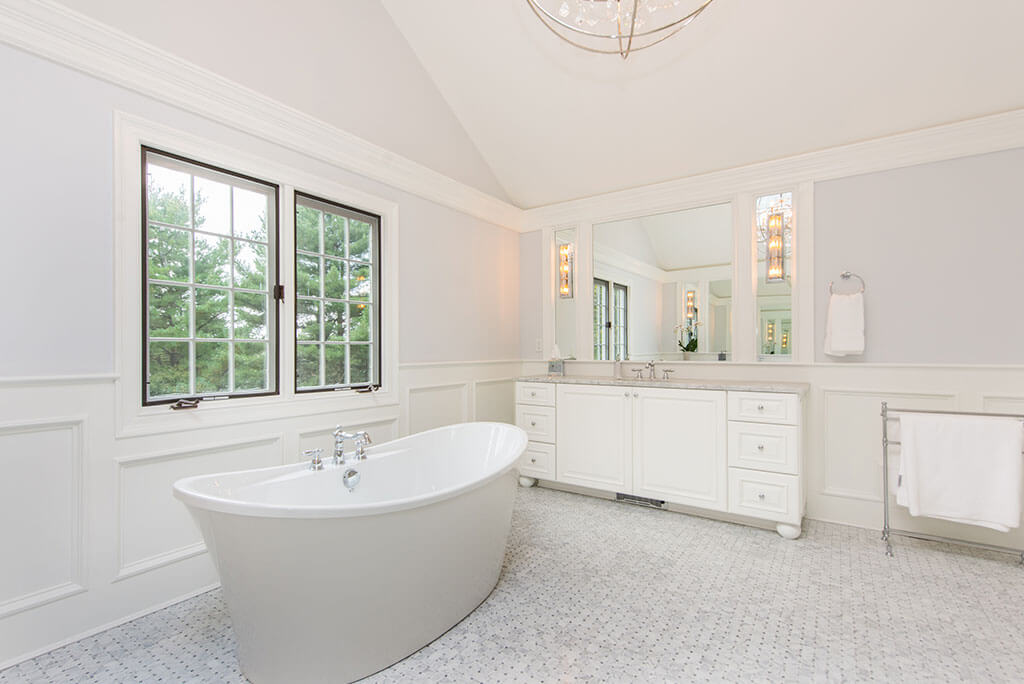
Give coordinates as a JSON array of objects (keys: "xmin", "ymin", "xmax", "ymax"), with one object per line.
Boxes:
[{"xmin": 645, "ymin": 361, "xmax": 656, "ymax": 380}]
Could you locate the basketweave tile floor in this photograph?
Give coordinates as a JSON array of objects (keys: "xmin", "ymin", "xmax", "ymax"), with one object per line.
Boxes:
[{"xmin": 3, "ymin": 485, "xmax": 1024, "ymax": 684}]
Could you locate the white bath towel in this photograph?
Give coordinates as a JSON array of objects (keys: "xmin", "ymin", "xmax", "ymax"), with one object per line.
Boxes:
[
  {"xmin": 823, "ymin": 292, "xmax": 864, "ymax": 357},
  {"xmin": 895, "ymin": 414, "xmax": 1023, "ymax": 532}
]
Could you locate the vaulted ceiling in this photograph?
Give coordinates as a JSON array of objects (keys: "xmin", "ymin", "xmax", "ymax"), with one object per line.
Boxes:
[{"xmin": 382, "ymin": 0, "xmax": 1024, "ymax": 208}]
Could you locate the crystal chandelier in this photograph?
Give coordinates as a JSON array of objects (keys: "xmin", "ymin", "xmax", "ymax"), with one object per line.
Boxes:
[{"xmin": 526, "ymin": 0, "xmax": 715, "ymax": 59}]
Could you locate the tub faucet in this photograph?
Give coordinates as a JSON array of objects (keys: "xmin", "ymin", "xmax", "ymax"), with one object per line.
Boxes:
[{"xmin": 333, "ymin": 426, "xmax": 357, "ymax": 465}]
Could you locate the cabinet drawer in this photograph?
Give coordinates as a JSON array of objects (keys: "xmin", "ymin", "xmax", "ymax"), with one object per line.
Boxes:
[
  {"xmin": 728, "ymin": 468, "xmax": 800, "ymax": 524},
  {"xmin": 516, "ymin": 382, "xmax": 556, "ymax": 406},
  {"xmin": 727, "ymin": 391, "xmax": 800, "ymax": 425},
  {"xmin": 516, "ymin": 405, "xmax": 556, "ymax": 443},
  {"xmin": 728, "ymin": 422, "xmax": 799, "ymax": 475},
  {"xmin": 519, "ymin": 441, "xmax": 555, "ymax": 479}
]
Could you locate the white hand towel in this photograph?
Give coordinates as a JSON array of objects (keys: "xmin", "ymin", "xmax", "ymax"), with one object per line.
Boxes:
[
  {"xmin": 824, "ymin": 292, "xmax": 864, "ymax": 357},
  {"xmin": 897, "ymin": 414, "xmax": 1023, "ymax": 532}
]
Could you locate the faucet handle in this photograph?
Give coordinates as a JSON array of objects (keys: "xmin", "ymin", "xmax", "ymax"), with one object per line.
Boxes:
[
  {"xmin": 631, "ymin": 367, "xmax": 644, "ymax": 379},
  {"xmin": 662, "ymin": 369, "xmax": 676, "ymax": 380},
  {"xmin": 353, "ymin": 431, "xmax": 372, "ymax": 459},
  {"xmin": 304, "ymin": 448, "xmax": 324, "ymax": 471}
]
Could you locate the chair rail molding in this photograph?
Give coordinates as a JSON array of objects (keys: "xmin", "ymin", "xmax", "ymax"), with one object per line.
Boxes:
[{"xmin": 0, "ymin": 0, "xmax": 524, "ymax": 231}]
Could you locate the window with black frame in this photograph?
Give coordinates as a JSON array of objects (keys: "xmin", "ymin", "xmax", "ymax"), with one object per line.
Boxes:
[
  {"xmin": 142, "ymin": 147, "xmax": 280, "ymax": 405},
  {"xmin": 294, "ymin": 192, "xmax": 381, "ymax": 392}
]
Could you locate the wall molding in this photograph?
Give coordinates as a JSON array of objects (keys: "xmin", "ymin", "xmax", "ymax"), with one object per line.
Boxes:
[
  {"xmin": 0, "ymin": 374, "xmax": 117, "ymax": 387},
  {"xmin": 523, "ymin": 108, "xmax": 1024, "ymax": 228},
  {"xmin": 113, "ymin": 434, "xmax": 283, "ymax": 580},
  {"xmin": 0, "ymin": 0, "xmax": 523, "ymax": 231},
  {"xmin": 0, "ymin": 416, "xmax": 86, "ymax": 619}
]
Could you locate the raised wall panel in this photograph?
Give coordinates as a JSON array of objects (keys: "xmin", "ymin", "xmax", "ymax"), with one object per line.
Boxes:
[
  {"xmin": 406, "ymin": 383, "xmax": 468, "ymax": 435},
  {"xmin": 116, "ymin": 436, "xmax": 282, "ymax": 579},
  {"xmin": 981, "ymin": 395, "xmax": 1024, "ymax": 415},
  {"xmin": 474, "ymin": 378, "xmax": 515, "ymax": 424},
  {"xmin": 821, "ymin": 390, "xmax": 955, "ymax": 502},
  {"xmin": 0, "ymin": 419, "xmax": 84, "ymax": 618}
]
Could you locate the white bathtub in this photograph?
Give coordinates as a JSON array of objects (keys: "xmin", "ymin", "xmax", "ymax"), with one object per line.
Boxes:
[{"xmin": 173, "ymin": 422, "xmax": 527, "ymax": 684}]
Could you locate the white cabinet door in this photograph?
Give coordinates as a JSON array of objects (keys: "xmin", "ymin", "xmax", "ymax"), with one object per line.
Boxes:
[
  {"xmin": 556, "ymin": 384, "xmax": 632, "ymax": 493},
  {"xmin": 633, "ymin": 387, "xmax": 728, "ymax": 511}
]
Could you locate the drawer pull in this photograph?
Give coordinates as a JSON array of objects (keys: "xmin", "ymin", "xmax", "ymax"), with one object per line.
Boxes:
[
  {"xmin": 758, "ymin": 492, "xmax": 766, "ymax": 501},
  {"xmin": 757, "ymin": 404, "xmax": 765, "ymax": 411},
  {"xmin": 530, "ymin": 458, "xmax": 537, "ymax": 464},
  {"xmin": 757, "ymin": 444, "xmax": 765, "ymax": 451},
  {"xmin": 624, "ymin": 391, "xmax": 630, "ymax": 397},
  {"xmin": 530, "ymin": 391, "xmax": 537, "ymax": 397},
  {"xmin": 530, "ymin": 421, "xmax": 537, "ymax": 427},
  {"xmin": 633, "ymin": 392, "xmax": 639, "ymax": 398}
]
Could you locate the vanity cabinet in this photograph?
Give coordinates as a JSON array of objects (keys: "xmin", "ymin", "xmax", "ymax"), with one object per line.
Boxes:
[
  {"xmin": 632, "ymin": 387, "xmax": 727, "ymax": 511},
  {"xmin": 555, "ymin": 384, "xmax": 633, "ymax": 492},
  {"xmin": 515, "ymin": 379, "xmax": 805, "ymax": 538}
]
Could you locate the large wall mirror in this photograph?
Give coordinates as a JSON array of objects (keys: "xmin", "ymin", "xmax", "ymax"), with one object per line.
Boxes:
[{"xmin": 592, "ymin": 202, "xmax": 733, "ymax": 361}]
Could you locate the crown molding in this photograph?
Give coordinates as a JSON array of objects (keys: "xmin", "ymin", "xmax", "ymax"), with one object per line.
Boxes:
[
  {"xmin": 523, "ymin": 107, "xmax": 1024, "ymax": 229},
  {"xmin": 0, "ymin": 0, "xmax": 525, "ymax": 231}
]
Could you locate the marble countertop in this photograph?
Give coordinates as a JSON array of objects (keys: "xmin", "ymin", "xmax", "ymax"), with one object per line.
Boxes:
[{"xmin": 516, "ymin": 374, "xmax": 809, "ymax": 395}]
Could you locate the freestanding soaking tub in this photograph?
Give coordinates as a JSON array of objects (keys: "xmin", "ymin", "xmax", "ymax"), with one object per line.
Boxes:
[{"xmin": 173, "ymin": 422, "xmax": 527, "ymax": 684}]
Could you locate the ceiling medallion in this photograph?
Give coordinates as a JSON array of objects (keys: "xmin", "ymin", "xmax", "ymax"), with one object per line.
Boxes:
[{"xmin": 526, "ymin": 0, "xmax": 715, "ymax": 60}]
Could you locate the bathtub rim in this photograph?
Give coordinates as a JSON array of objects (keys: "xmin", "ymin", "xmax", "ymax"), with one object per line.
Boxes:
[{"xmin": 172, "ymin": 421, "xmax": 526, "ymax": 519}]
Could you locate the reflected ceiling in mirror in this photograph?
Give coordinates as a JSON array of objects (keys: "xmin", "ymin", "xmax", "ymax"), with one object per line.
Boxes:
[{"xmin": 593, "ymin": 203, "xmax": 732, "ymax": 362}]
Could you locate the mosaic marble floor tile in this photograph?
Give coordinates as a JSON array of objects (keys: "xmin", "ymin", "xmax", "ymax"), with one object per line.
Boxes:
[{"xmin": 3, "ymin": 486, "xmax": 1023, "ymax": 683}]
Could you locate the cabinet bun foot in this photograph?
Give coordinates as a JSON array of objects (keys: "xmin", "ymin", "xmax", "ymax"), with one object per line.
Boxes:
[
  {"xmin": 518, "ymin": 476, "xmax": 538, "ymax": 488},
  {"xmin": 776, "ymin": 522, "xmax": 801, "ymax": 540}
]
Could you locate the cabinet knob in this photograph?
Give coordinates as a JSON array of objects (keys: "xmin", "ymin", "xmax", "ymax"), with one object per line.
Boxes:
[
  {"xmin": 530, "ymin": 391, "xmax": 536, "ymax": 397},
  {"xmin": 633, "ymin": 392, "xmax": 639, "ymax": 398},
  {"xmin": 624, "ymin": 391, "xmax": 630, "ymax": 397},
  {"xmin": 757, "ymin": 444, "xmax": 765, "ymax": 451},
  {"xmin": 757, "ymin": 404, "xmax": 765, "ymax": 411},
  {"xmin": 530, "ymin": 458, "xmax": 537, "ymax": 464},
  {"xmin": 530, "ymin": 421, "xmax": 536, "ymax": 427},
  {"xmin": 758, "ymin": 492, "xmax": 766, "ymax": 501}
]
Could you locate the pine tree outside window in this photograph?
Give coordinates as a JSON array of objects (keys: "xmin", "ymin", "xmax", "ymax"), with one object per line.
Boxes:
[{"xmin": 142, "ymin": 148, "xmax": 280, "ymax": 405}]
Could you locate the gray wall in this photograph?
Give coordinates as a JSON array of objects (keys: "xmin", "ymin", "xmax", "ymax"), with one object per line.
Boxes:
[
  {"xmin": 814, "ymin": 147, "xmax": 1024, "ymax": 364},
  {"xmin": 0, "ymin": 43, "xmax": 520, "ymax": 375},
  {"xmin": 518, "ymin": 230, "xmax": 544, "ymax": 360}
]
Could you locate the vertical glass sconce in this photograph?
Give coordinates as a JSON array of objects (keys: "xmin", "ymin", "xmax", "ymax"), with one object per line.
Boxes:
[
  {"xmin": 685, "ymin": 289, "xmax": 696, "ymax": 321},
  {"xmin": 766, "ymin": 320, "xmax": 775, "ymax": 344},
  {"xmin": 558, "ymin": 243, "xmax": 575, "ymax": 299},
  {"xmin": 766, "ymin": 210, "xmax": 785, "ymax": 282}
]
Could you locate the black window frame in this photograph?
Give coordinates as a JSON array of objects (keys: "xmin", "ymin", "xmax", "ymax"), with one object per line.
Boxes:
[
  {"xmin": 293, "ymin": 191, "xmax": 383, "ymax": 394},
  {"xmin": 141, "ymin": 146, "xmax": 282, "ymax": 407}
]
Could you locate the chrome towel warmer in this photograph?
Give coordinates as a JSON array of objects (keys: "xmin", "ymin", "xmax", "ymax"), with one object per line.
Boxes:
[{"xmin": 881, "ymin": 401, "xmax": 1024, "ymax": 565}]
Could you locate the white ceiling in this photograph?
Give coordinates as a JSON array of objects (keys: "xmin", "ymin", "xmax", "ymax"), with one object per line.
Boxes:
[
  {"xmin": 596, "ymin": 202, "xmax": 732, "ymax": 271},
  {"xmin": 381, "ymin": 0, "xmax": 1024, "ymax": 208}
]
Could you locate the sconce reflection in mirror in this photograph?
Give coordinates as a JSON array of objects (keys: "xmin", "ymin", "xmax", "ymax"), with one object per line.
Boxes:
[
  {"xmin": 767, "ymin": 210, "xmax": 785, "ymax": 282},
  {"xmin": 677, "ymin": 289, "xmax": 700, "ymax": 353},
  {"xmin": 558, "ymin": 243, "xmax": 575, "ymax": 298}
]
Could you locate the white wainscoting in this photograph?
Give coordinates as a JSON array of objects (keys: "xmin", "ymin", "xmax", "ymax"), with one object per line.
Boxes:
[
  {"xmin": 0, "ymin": 360, "xmax": 520, "ymax": 669},
  {"xmin": 4, "ymin": 359, "xmax": 1024, "ymax": 667},
  {"xmin": 0, "ymin": 417, "xmax": 85, "ymax": 619}
]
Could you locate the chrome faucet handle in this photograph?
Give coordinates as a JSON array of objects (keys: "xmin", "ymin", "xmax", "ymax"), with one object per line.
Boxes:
[
  {"xmin": 305, "ymin": 448, "xmax": 324, "ymax": 471},
  {"xmin": 662, "ymin": 369, "xmax": 676, "ymax": 380},
  {"xmin": 631, "ymin": 367, "xmax": 644, "ymax": 379},
  {"xmin": 353, "ymin": 431, "xmax": 372, "ymax": 459}
]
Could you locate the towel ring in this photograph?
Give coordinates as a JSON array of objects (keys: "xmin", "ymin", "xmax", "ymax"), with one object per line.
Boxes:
[{"xmin": 828, "ymin": 271, "xmax": 865, "ymax": 295}]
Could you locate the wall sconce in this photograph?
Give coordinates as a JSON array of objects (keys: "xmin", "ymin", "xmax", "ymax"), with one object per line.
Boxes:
[
  {"xmin": 766, "ymin": 320, "xmax": 775, "ymax": 343},
  {"xmin": 766, "ymin": 210, "xmax": 785, "ymax": 282},
  {"xmin": 685, "ymin": 290, "xmax": 696, "ymax": 321},
  {"xmin": 558, "ymin": 243, "xmax": 574, "ymax": 298},
  {"xmin": 781, "ymin": 331, "xmax": 789, "ymax": 350}
]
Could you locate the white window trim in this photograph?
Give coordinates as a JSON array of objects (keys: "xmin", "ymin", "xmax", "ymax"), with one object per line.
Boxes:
[{"xmin": 114, "ymin": 112, "xmax": 400, "ymax": 438}]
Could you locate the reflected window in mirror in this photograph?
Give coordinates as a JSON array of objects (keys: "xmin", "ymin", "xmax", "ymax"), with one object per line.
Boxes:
[
  {"xmin": 755, "ymin": 192, "xmax": 793, "ymax": 360},
  {"xmin": 593, "ymin": 203, "xmax": 732, "ymax": 361}
]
